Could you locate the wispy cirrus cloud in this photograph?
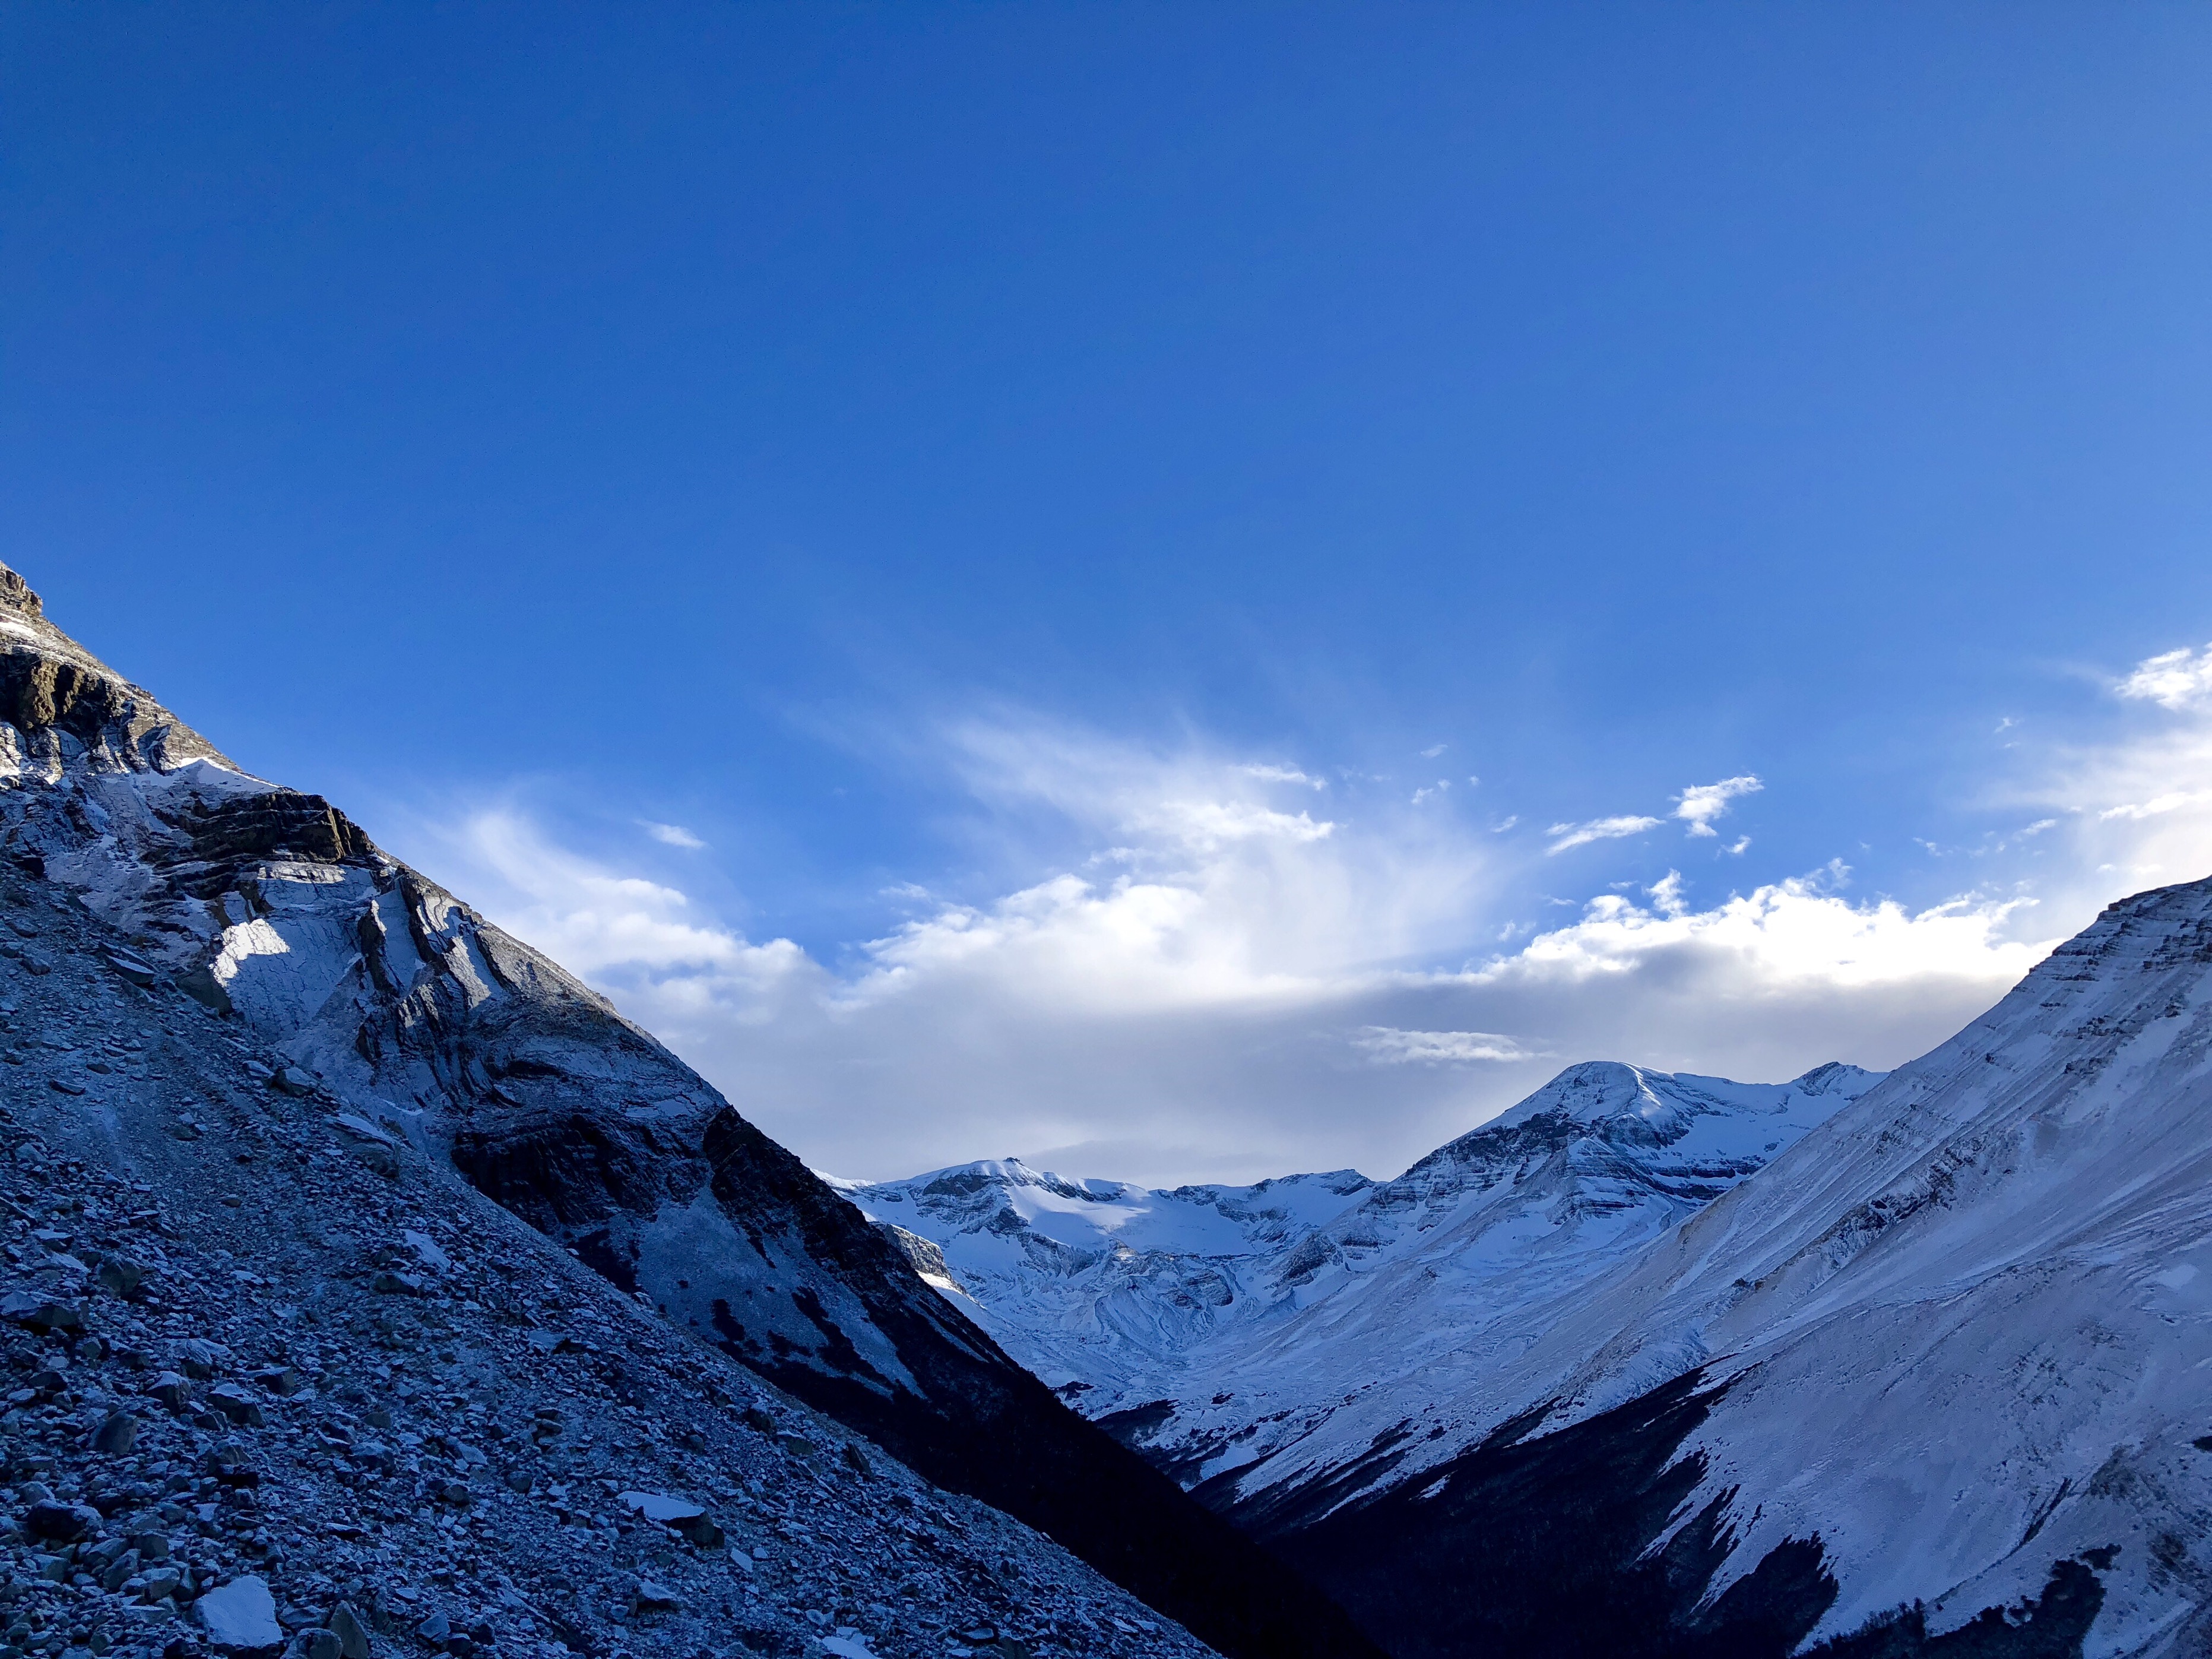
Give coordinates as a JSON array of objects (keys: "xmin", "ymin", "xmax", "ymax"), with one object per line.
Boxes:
[
  {"xmin": 1546, "ymin": 813, "xmax": 1662, "ymax": 853},
  {"xmin": 2017, "ymin": 637, "xmax": 2212, "ymax": 911},
  {"xmin": 641, "ymin": 820, "xmax": 708, "ymax": 850},
  {"xmin": 1354, "ymin": 1027, "xmax": 1546, "ymax": 1065},
  {"xmin": 1240, "ymin": 762, "xmax": 1327, "ymax": 790},
  {"xmin": 1545, "ymin": 775, "xmax": 1762, "ymax": 854}
]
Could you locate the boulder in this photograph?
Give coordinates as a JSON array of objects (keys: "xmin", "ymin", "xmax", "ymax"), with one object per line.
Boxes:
[
  {"xmin": 209, "ymin": 1384, "xmax": 264, "ymax": 1427},
  {"xmin": 195, "ymin": 1576, "xmax": 283, "ymax": 1653},
  {"xmin": 103, "ymin": 949, "xmax": 159, "ymax": 987},
  {"xmin": 177, "ymin": 1338, "xmax": 229, "ymax": 1378},
  {"xmin": 619, "ymin": 1490, "xmax": 723, "ymax": 1549},
  {"xmin": 328, "ymin": 1603, "xmax": 372, "ymax": 1659},
  {"xmin": 24, "ymin": 1499, "xmax": 100, "ymax": 1542},
  {"xmin": 629, "ymin": 1579, "xmax": 683, "ymax": 1614},
  {"xmin": 93, "ymin": 1255, "xmax": 145, "ymax": 1297},
  {"xmin": 1, "ymin": 1290, "xmax": 84, "ymax": 1332}
]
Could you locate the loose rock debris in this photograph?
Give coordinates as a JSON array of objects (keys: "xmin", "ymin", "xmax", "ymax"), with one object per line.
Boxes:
[{"xmin": 0, "ymin": 872, "xmax": 1202, "ymax": 1659}]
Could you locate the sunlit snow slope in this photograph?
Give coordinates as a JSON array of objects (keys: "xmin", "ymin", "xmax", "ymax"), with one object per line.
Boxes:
[
  {"xmin": 1262, "ymin": 877, "xmax": 2212, "ymax": 1658},
  {"xmin": 850, "ymin": 1160, "xmax": 1377, "ymax": 1405}
]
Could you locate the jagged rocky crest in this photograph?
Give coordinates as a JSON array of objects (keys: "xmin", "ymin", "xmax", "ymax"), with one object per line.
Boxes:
[{"xmin": 0, "ymin": 562, "xmax": 1380, "ymax": 1659}]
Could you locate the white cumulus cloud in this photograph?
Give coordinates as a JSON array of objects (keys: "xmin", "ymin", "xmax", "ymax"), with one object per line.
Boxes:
[
  {"xmin": 1675, "ymin": 774, "xmax": 1763, "ymax": 837},
  {"xmin": 641, "ymin": 821, "xmax": 708, "ymax": 850},
  {"xmin": 1482, "ymin": 863, "xmax": 2042, "ymax": 992},
  {"xmin": 2117, "ymin": 643, "xmax": 2212, "ymax": 711}
]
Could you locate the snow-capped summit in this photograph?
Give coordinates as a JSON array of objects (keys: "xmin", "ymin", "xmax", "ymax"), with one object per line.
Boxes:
[
  {"xmin": 1281, "ymin": 1058, "xmax": 1884, "ymax": 1288},
  {"xmin": 860, "ymin": 1060, "xmax": 1884, "ymax": 1495}
]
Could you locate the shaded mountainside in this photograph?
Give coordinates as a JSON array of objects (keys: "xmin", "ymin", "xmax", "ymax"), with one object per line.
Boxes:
[
  {"xmin": 0, "ymin": 860, "xmax": 1223, "ymax": 1659},
  {"xmin": 1253, "ymin": 878, "xmax": 2212, "ymax": 1658},
  {"xmin": 0, "ymin": 562, "xmax": 1380, "ymax": 1659}
]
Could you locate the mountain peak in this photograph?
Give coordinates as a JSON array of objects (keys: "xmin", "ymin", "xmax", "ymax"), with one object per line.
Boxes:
[
  {"xmin": 0, "ymin": 560, "xmax": 42, "ymax": 618},
  {"xmin": 0, "ymin": 558, "xmax": 232, "ymax": 772}
]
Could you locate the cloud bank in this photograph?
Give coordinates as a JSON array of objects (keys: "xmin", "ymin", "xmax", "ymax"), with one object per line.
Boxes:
[{"xmin": 385, "ymin": 705, "xmax": 2100, "ymax": 1186}]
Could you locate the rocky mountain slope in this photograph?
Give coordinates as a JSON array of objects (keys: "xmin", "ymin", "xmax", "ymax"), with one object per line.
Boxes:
[
  {"xmin": 0, "ymin": 856, "xmax": 1205, "ymax": 1659},
  {"xmin": 0, "ymin": 562, "xmax": 1379, "ymax": 1659},
  {"xmin": 1253, "ymin": 878, "xmax": 2212, "ymax": 1657},
  {"xmin": 852, "ymin": 1064, "xmax": 1881, "ymax": 1498}
]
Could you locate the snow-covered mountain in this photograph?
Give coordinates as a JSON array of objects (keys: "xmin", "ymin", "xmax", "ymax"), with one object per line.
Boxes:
[
  {"xmin": 863, "ymin": 885, "xmax": 2212, "ymax": 1655},
  {"xmin": 848, "ymin": 1161, "xmax": 1377, "ymax": 1404},
  {"xmin": 851, "ymin": 1063, "xmax": 1882, "ymax": 1491},
  {"xmin": 0, "ymin": 561, "xmax": 1380, "ymax": 1659},
  {"xmin": 1248, "ymin": 878, "xmax": 2212, "ymax": 1657}
]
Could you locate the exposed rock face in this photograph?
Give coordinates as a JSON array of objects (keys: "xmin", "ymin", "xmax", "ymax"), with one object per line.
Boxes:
[
  {"xmin": 0, "ymin": 571, "xmax": 229, "ymax": 778},
  {"xmin": 0, "ymin": 561, "xmax": 1379, "ymax": 1659}
]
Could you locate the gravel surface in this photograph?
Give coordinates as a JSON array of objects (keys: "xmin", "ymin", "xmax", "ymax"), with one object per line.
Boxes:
[{"xmin": 0, "ymin": 869, "xmax": 1209, "ymax": 1659}]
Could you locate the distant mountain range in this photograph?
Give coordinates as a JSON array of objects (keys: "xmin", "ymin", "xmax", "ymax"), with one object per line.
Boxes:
[
  {"xmin": 854, "ymin": 897, "xmax": 2212, "ymax": 1655},
  {"xmin": 847, "ymin": 1062, "xmax": 1881, "ymax": 1495}
]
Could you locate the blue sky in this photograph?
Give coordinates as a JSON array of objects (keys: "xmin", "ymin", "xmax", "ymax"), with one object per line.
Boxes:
[{"xmin": 9, "ymin": 5, "xmax": 2212, "ymax": 1180}]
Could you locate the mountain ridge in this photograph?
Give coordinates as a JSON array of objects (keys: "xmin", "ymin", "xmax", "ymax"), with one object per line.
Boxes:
[
  {"xmin": 0, "ymin": 560, "xmax": 1381, "ymax": 1659},
  {"xmin": 851, "ymin": 1060, "xmax": 1884, "ymax": 1498},
  {"xmin": 1259, "ymin": 875, "xmax": 2212, "ymax": 1655}
]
